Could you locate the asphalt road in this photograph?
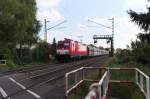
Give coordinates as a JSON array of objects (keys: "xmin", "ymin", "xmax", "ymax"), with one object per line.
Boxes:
[
  {"xmin": 0, "ymin": 72, "xmax": 65, "ymax": 99},
  {"xmin": 0, "ymin": 56, "xmax": 109, "ymax": 99}
]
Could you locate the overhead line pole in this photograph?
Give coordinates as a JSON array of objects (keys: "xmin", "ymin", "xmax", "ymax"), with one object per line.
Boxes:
[
  {"xmin": 44, "ymin": 19, "xmax": 47, "ymax": 42},
  {"xmin": 88, "ymin": 17, "xmax": 115, "ymax": 56},
  {"xmin": 44, "ymin": 19, "xmax": 67, "ymax": 42},
  {"xmin": 109, "ymin": 17, "xmax": 114, "ymax": 56}
]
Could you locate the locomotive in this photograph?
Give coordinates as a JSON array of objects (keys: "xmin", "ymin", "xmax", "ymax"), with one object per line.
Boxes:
[{"xmin": 56, "ymin": 38, "xmax": 109, "ymax": 61}]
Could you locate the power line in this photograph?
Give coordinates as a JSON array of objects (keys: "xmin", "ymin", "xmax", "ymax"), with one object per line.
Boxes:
[
  {"xmin": 44, "ymin": 19, "xmax": 67, "ymax": 42},
  {"xmin": 88, "ymin": 19, "xmax": 112, "ymax": 29}
]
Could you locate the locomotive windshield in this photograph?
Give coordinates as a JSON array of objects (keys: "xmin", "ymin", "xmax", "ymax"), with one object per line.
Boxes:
[{"xmin": 57, "ymin": 42, "xmax": 70, "ymax": 49}]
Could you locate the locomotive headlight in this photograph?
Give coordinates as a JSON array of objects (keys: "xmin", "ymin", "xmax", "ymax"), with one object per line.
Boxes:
[
  {"xmin": 57, "ymin": 50, "xmax": 69, "ymax": 55},
  {"xmin": 64, "ymin": 43, "xmax": 69, "ymax": 46}
]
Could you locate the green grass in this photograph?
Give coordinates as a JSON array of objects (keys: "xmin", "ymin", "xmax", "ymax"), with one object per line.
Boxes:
[
  {"xmin": 66, "ymin": 57, "xmax": 149, "ymax": 99},
  {"xmin": 106, "ymin": 57, "xmax": 149, "ymax": 99},
  {"xmin": 108, "ymin": 83, "xmax": 145, "ymax": 99},
  {"xmin": 67, "ymin": 68, "xmax": 104, "ymax": 99},
  {"xmin": 68, "ymin": 82, "xmax": 89, "ymax": 99}
]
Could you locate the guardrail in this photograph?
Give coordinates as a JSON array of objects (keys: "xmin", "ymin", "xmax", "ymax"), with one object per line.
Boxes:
[
  {"xmin": 65, "ymin": 67, "xmax": 150, "ymax": 99},
  {"xmin": 98, "ymin": 70, "xmax": 110, "ymax": 99},
  {"xmin": 136, "ymin": 68, "xmax": 150, "ymax": 99},
  {"xmin": 65, "ymin": 67, "xmax": 84, "ymax": 97},
  {"xmin": 0, "ymin": 60, "xmax": 7, "ymax": 65},
  {"xmin": 65, "ymin": 67, "xmax": 107, "ymax": 99}
]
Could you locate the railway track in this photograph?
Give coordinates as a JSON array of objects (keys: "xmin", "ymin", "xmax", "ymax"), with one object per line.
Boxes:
[
  {"xmin": 0, "ymin": 56, "xmax": 108, "ymax": 99},
  {"xmin": 0, "ymin": 57, "xmax": 97, "ymax": 76}
]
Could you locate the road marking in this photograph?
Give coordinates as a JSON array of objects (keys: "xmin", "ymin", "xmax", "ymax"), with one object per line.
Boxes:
[
  {"xmin": 9, "ymin": 77, "xmax": 41, "ymax": 99},
  {"xmin": 0, "ymin": 86, "xmax": 10, "ymax": 99},
  {"xmin": 27, "ymin": 90, "xmax": 41, "ymax": 98}
]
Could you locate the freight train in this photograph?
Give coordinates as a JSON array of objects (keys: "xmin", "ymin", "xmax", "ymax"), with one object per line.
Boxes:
[{"xmin": 56, "ymin": 38, "xmax": 109, "ymax": 61}]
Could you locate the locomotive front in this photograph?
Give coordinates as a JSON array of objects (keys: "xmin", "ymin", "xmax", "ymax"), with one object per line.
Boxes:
[{"xmin": 56, "ymin": 39, "xmax": 71, "ymax": 61}]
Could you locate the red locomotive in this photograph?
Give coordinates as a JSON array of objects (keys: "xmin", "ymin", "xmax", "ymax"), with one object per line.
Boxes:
[
  {"xmin": 56, "ymin": 38, "xmax": 87, "ymax": 61},
  {"xmin": 56, "ymin": 38, "xmax": 109, "ymax": 61}
]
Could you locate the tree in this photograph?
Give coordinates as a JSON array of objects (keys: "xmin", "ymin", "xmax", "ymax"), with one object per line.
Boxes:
[
  {"xmin": 50, "ymin": 38, "xmax": 57, "ymax": 57},
  {"xmin": 128, "ymin": 6, "xmax": 150, "ymax": 64},
  {"xmin": 128, "ymin": 7, "xmax": 150, "ymax": 32},
  {"xmin": 0, "ymin": 0, "xmax": 40, "ymax": 48},
  {"xmin": 0, "ymin": 0, "xmax": 40, "ymax": 66},
  {"xmin": 32, "ymin": 41, "xmax": 50, "ymax": 62}
]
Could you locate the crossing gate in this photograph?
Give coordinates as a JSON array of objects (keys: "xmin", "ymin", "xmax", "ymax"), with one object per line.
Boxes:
[{"xmin": 65, "ymin": 67, "xmax": 150, "ymax": 99}]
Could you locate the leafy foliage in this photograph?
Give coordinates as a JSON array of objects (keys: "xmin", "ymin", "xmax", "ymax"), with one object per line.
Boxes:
[
  {"xmin": 128, "ymin": 7, "xmax": 150, "ymax": 32},
  {"xmin": 0, "ymin": 48, "xmax": 16, "ymax": 68},
  {"xmin": 0, "ymin": 0, "xmax": 40, "ymax": 47},
  {"xmin": 0, "ymin": 0, "xmax": 40, "ymax": 67},
  {"xmin": 131, "ymin": 41, "xmax": 150, "ymax": 64},
  {"xmin": 112, "ymin": 6, "xmax": 150, "ymax": 65},
  {"xmin": 32, "ymin": 41, "xmax": 51, "ymax": 63},
  {"xmin": 50, "ymin": 38, "xmax": 57, "ymax": 57},
  {"xmin": 128, "ymin": 7, "xmax": 150, "ymax": 64},
  {"xmin": 114, "ymin": 7, "xmax": 150, "ymax": 65},
  {"xmin": 112, "ymin": 48, "xmax": 132, "ymax": 64}
]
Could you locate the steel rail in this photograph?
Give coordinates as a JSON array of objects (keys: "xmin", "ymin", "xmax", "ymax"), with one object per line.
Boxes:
[{"xmin": 2, "ymin": 57, "xmax": 105, "ymax": 99}]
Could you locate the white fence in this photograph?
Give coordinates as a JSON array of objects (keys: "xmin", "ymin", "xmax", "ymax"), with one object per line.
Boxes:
[
  {"xmin": 136, "ymin": 68, "xmax": 150, "ymax": 99},
  {"xmin": 65, "ymin": 67, "xmax": 150, "ymax": 99},
  {"xmin": 0, "ymin": 60, "xmax": 7, "ymax": 65},
  {"xmin": 98, "ymin": 70, "xmax": 110, "ymax": 99}
]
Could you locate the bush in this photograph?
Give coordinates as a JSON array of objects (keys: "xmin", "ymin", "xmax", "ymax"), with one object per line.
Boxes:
[
  {"xmin": 32, "ymin": 41, "xmax": 51, "ymax": 62},
  {"xmin": 0, "ymin": 48, "xmax": 16, "ymax": 68},
  {"xmin": 113, "ymin": 48, "xmax": 132, "ymax": 64},
  {"xmin": 131, "ymin": 41, "xmax": 150, "ymax": 64}
]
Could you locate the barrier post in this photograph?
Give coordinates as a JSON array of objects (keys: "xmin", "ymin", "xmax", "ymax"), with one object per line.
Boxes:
[
  {"xmin": 75, "ymin": 72, "xmax": 77, "ymax": 98},
  {"xmin": 135, "ymin": 70, "xmax": 138, "ymax": 84},
  {"xmin": 65, "ymin": 74, "xmax": 68, "ymax": 99},
  {"xmin": 146, "ymin": 78, "xmax": 150, "ymax": 99},
  {"xmin": 99, "ymin": 85, "xmax": 102, "ymax": 99},
  {"xmin": 140, "ymin": 74, "xmax": 144, "ymax": 89}
]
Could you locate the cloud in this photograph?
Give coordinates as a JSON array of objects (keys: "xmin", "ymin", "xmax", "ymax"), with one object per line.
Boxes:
[
  {"xmin": 36, "ymin": 0, "xmax": 64, "ymax": 22},
  {"xmin": 124, "ymin": 0, "xmax": 149, "ymax": 12},
  {"xmin": 85, "ymin": 16, "xmax": 141, "ymax": 48},
  {"xmin": 36, "ymin": 0, "xmax": 61, "ymax": 8},
  {"xmin": 36, "ymin": 0, "xmax": 66, "ymax": 43},
  {"xmin": 114, "ymin": 16, "xmax": 141, "ymax": 48},
  {"xmin": 37, "ymin": 9, "xmax": 64, "ymax": 22}
]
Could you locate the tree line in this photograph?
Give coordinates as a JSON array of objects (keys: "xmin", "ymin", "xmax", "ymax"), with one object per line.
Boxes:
[
  {"xmin": 0, "ymin": 0, "xmax": 56, "ymax": 68},
  {"xmin": 114, "ymin": 6, "xmax": 150, "ymax": 65}
]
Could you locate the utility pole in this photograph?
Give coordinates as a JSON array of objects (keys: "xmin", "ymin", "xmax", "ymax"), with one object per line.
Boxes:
[
  {"xmin": 88, "ymin": 17, "xmax": 115, "ymax": 56},
  {"xmin": 44, "ymin": 19, "xmax": 47, "ymax": 42},
  {"xmin": 112, "ymin": 17, "xmax": 114, "ymax": 56},
  {"xmin": 109, "ymin": 17, "xmax": 114, "ymax": 56},
  {"xmin": 44, "ymin": 19, "xmax": 66, "ymax": 42}
]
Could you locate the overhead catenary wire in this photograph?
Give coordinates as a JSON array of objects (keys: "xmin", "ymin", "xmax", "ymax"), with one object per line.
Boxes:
[
  {"xmin": 47, "ymin": 20, "xmax": 67, "ymax": 30},
  {"xmin": 88, "ymin": 19, "xmax": 112, "ymax": 29},
  {"xmin": 44, "ymin": 20, "xmax": 67, "ymax": 42}
]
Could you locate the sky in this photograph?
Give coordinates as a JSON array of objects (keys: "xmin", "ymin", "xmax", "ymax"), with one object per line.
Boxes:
[{"xmin": 36, "ymin": 0, "xmax": 150, "ymax": 49}]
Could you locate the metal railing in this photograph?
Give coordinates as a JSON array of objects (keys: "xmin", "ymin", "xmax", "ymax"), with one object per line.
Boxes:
[
  {"xmin": 136, "ymin": 68, "xmax": 150, "ymax": 99},
  {"xmin": 0, "ymin": 60, "xmax": 7, "ymax": 65},
  {"xmin": 65, "ymin": 67, "xmax": 107, "ymax": 99},
  {"xmin": 65, "ymin": 67, "xmax": 84, "ymax": 97},
  {"xmin": 98, "ymin": 69, "xmax": 110, "ymax": 99},
  {"xmin": 65, "ymin": 67, "xmax": 150, "ymax": 99}
]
